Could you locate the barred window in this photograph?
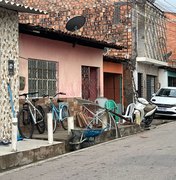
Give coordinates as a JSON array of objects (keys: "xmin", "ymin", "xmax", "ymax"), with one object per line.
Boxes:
[
  {"xmin": 168, "ymin": 77, "xmax": 176, "ymax": 87},
  {"xmin": 147, "ymin": 75, "xmax": 156, "ymax": 101},
  {"xmin": 28, "ymin": 59, "xmax": 57, "ymax": 97}
]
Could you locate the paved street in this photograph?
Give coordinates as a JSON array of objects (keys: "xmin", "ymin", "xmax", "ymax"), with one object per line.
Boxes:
[{"xmin": 1, "ymin": 121, "xmax": 176, "ymax": 180}]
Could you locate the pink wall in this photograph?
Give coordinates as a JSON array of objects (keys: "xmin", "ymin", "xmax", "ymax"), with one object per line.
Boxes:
[{"xmin": 19, "ymin": 33, "xmax": 104, "ymax": 97}]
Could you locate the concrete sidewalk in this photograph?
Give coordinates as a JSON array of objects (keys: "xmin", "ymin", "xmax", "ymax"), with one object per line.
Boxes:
[
  {"xmin": 0, "ymin": 124, "xmax": 141, "ymax": 172},
  {"xmin": 0, "ymin": 139, "xmax": 65, "ymax": 172},
  {"xmin": 0, "ymin": 118, "xmax": 171, "ymax": 172}
]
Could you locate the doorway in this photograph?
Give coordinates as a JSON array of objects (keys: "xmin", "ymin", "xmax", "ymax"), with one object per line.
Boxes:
[
  {"xmin": 82, "ymin": 66, "xmax": 99, "ymax": 101},
  {"xmin": 104, "ymin": 72, "xmax": 122, "ymax": 104}
]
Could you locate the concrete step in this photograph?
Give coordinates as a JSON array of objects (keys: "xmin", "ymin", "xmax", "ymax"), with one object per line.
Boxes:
[
  {"xmin": 0, "ymin": 139, "xmax": 65, "ymax": 172},
  {"xmin": 32, "ymin": 124, "xmax": 144, "ymax": 150}
]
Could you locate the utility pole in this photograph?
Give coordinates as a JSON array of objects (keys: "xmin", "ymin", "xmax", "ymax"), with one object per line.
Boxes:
[{"xmin": 131, "ymin": 0, "xmax": 138, "ymax": 69}]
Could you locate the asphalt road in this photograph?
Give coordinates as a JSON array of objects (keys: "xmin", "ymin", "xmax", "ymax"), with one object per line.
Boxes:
[{"xmin": 1, "ymin": 121, "xmax": 176, "ymax": 180}]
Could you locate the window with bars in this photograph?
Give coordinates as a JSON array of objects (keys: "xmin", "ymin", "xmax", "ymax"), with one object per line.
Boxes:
[
  {"xmin": 28, "ymin": 59, "xmax": 57, "ymax": 97},
  {"xmin": 168, "ymin": 76, "xmax": 176, "ymax": 87},
  {"xmin": 146, "ymin": 75, "xmax": 156, "ymax": 101}
]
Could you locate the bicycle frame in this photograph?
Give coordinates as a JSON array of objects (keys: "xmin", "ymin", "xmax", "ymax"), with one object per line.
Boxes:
[
  {"xmin": 51, "ymin": 104, "xmax": 61, "ymax": 121},
  {"xmin": 24, "ymin": 97, "xmax": 43, "ymax": 125},
  {"xmin": 49, "ymin": 100, "xmax": 68, "ymax": 121},
  {"xmin": 43, "ymin": 92, "xmax": 69, "ymax": 132}
]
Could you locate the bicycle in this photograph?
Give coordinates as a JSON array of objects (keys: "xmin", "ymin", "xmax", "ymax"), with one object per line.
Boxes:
[
  {"xmin": 43, "ymin": 92, "xmax": 70, "ymax": 133},
  {"xmin": 18, "ymin": 92, "xmax": 45, "ymax": 138}
]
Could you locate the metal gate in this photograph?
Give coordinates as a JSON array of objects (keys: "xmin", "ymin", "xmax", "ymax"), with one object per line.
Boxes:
[
  {"xmin": 146, "ymin": 75, "xmax": 155, "ymax": 101},
  {"xmin": 82, "ymin": 66, "xmax": 99, "ymax": 101}
]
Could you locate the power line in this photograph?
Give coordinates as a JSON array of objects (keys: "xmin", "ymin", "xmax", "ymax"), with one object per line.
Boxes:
[
  {"xmin": 154, "ymin": 0, "xmax": 176, "ymax": 13},
  {"xmin": 131, "ymin": 3, "xmax": 176, "ymax": 33},
  {"xmin": 155, "ymin": 2, "xmax": 176, "ymax": 13},
  {"xmin": 163, "ymin": 0, "xmax": 176, "ymax": 9},
  {"xmin": 132, "ymin": 10, "xmax": 176, "ymax": 43},
  {"xmin": 18, "ymin": 1, "xmax": 176, "ymax": 42},
  {"xmin": 130, "ymin": 6, "xmax": 176, "ymax": 54}
]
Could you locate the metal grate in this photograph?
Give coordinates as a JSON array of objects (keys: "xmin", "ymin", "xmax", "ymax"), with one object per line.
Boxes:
[
  {"xmin": 143, "ymin": 3, "xmax": 167, "ymax": 61},
  {"xmin": 82, "ymin": 66, "xmax": 90, "ymax": 100},
  {"xmin": 146, "ymin": 75, "xmax": 155, "ymax": 101},
  {"xmin": 168, "ymin": 77, "xmax": 176, "ymax": 87},
  {"xmin": 82, "ymin": 66, "xmax": 98, "ymax": 101},
  {"xmin": 28, "ymin": 59, "xmax": 57, "ymax": 97}
]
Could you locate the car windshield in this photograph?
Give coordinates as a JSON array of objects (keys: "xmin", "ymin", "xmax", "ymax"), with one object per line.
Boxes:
[{"xmin": 156, "ymin": 88, "xmax": 176, "ymax": 97}]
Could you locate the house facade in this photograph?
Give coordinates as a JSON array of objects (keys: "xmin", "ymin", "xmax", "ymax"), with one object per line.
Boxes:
[
  {"xmin": 19, "ymin": 31, "xmax": 104, "ymax": 100},
  {"xmin": 133, "ymin": 1, "xmax": 169, "ymax": 100},
  {"xmin": 19, "ymin": 24, "xmax": 124, "ymax": 105},
  {"xmin": 14, "ymin": 0, "xmax": 129, "ymax": 109},
  {"xmin": 14, "ymin": 0, "xmax": 172, "ymax": 105},
  {"xmin": 134, "ymin": 2, "xmax": 176, "ymax": 100}
]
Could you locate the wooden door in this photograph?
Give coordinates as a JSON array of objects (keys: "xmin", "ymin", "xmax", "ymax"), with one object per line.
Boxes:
[{"xmin": 104, "ymin": 72, "xmax": 122, "ymax": 103}]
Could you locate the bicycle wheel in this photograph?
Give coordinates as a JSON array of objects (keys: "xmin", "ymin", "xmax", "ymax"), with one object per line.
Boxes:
[
  {"xmin": 107, "ymin": 112, "xmax": 121, "ymax": 138},
  {"xmin": 52, "ymin": 110, "xmax": 58, "ymax": 133},
  {"xmin": 60, "ymin": 105, "xmax": 70, "ymax": 130},
  {"xmin": 36, "ymin": 105, "xmax": 45, "ymax": 134},
  {"xmin": 18, "ymin": 108, "xmax": 34, "ymax": 138}
]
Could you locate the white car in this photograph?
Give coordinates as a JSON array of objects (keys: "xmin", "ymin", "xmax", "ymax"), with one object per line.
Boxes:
[{"xmin": 151, "ymin": 87, "xmax": 176, "ymax": 117}]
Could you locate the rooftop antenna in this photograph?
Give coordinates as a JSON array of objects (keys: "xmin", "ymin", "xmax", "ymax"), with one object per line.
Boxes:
[{"xmin": 66, "ymin": 15, "xmax": 86, "ymax": 32}]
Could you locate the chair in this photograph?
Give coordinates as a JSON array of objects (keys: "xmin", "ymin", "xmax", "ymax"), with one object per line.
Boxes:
[
  {"xmin": 105, "ymin": 100, "xmax": 119, "ymax": 123},
  {"xmin": 123, "ymin": 103, "xmax": 136, "ymax": 123}
]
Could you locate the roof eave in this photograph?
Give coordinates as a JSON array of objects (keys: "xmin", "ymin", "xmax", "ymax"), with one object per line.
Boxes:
[
  {"xmin": 0, "ymin": 0, "xmax": 47, "ymax": 14},
  {"xmin": 104, "ymin": 55, "xmax": 129, "ymax": 63},
  {"xmin": 19, "ymin": 23, "xmax": 125, "ymax": 50}
]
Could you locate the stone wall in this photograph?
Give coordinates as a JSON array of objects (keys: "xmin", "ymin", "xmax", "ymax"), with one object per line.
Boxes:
[{"xmin": 0, "ymin": 8, "xmax": 19, "ymax": 141}]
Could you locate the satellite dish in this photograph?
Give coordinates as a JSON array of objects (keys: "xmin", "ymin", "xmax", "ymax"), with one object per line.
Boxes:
[{"xmin": 66, "ymin": 15, "xmax": 86, "ymax": 32}]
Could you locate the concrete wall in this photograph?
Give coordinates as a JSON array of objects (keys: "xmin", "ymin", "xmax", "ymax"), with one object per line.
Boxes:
[
  {"xmin": 19, "ymin": 33, "xmax": 104, "ymax": 97},
  {"xmin": 0, "ymin": 8, "xmax": 19, "ymax": 141},
  {"xmin": 158, "ymin": 69, "xmax": 168, "ymax": 88},
  {"xmin": 137, "ymin": 5, "xmax": 145, "ymax": 57},
  {"xmin": 137, "ymin": 62, "xmax": 158, "ymax": 99}
]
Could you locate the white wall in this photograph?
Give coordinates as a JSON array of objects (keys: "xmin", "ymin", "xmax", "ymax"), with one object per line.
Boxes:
[{"xmin": 158, "ymin": 69, "xmax": 168, "ymax": 88}]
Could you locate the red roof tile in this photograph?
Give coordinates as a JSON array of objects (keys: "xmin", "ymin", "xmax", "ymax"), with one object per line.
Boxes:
[{"xmin": 13, "ymin": 0, "xmax": 131, "ymax": 59}]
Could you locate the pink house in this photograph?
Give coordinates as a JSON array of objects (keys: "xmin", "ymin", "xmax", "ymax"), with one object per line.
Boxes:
[{"xmin": 19, "ymin": 24, "xmax": 124, "ymax": 102}]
